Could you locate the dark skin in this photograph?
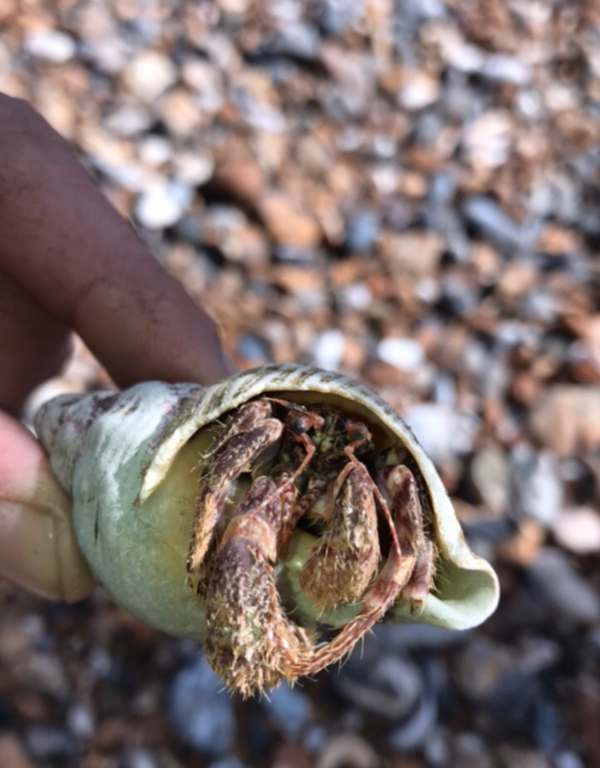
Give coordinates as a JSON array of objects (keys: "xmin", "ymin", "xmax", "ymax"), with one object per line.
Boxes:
[{"xmin": 0, "ymin": 93, "xmax": 232, "ymax": 599}]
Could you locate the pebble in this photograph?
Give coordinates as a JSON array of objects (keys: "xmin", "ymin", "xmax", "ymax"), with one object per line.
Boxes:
[
  {"xmin": 452, "ymin": 732, "xmax": 494, "ymax": 768},
  {"xmin": 181, "ymin": 59, "xmax": 223, "ymax": 111},
  {"xmin": 261, "ymin": 22, "xmax": 321, "ymax": 61},
  {"xmin": 470, "ymin": 446, "xmax": 510, "ymax": 516},
  {"xmin": 375, "ymin": 623, "xmax": 464, "ymax": 652},
  {"xmin": 167, "ymin": 658, "xmax": 235, "ymax": 756},
  {"xmin": 531, "ymin": 386, "xmax": 600, "ymax": 456},
  {"xmin": 423, "ymin": 727, "xmax": 451, "ymax": 767},
  {"xmin": 399, "ymin": 70, "xmax": 440, "ymax": 110},
  {"xmin": 26, "ymin": 726, "xmax": 74, "ymax": 761},
  {"xmin": 462, "ymin": 112, "xmax": 513, "ymax": 169},
  {"xmin": 173, "ymin": 151, "xmax": 214, "ymax": 186},
  {"xmin": 104, "ymin": 105, "xmax": 152, "ymax": 137},
  {"xmin": 209, "ymin": 759, "xmax": 247, "ymax": 768},
  {"xmin": 481, "ymin": 54, "xmax": 531, "ymax": 85},
  {"xmin": 554, "ymin": 752, "xmax": 585, "ymax": 768},
  {"xmin": 238, "ymin": 334, "xmax": 272, "ymax": 363},
  {"xmin": 551, "ymin": 507, "xmax": 600, "ymax": 554},
  {"xmin": 135, "ymin": 182, "xmax": 192, "ymax": 229},
  {"xmin": 403, "ymin": 403, "xmax": 478, "ymax": 463},
  {"xmin": 25, "ymin": 30, "xmax": 76, "ymax": 62},
  {"xmin": 304, "ymin": 725, "xmax": 329, "ymax": 755},
  {"xmin": 66, "ymin": 703, "xmax": 94, "ymax": 739},
  {"xmin": 380, "ymin": 230, "xmax": 443, "ymax": 277},
  {"xmin": 0, "ymin": 735, "xmax": 34, "ymax": 768},
  {"xmin": 263, "ymin": 683, "xmax": 312, "ymax": 739},
  {"xmin": 454, "ymin": 637, "xmax": 514, "ymax": 701},
  {"xmin": 320, "ymin": 0, "xmax": 364, "ymax": 36},
  {"xmin": 123, "ymin": 748, "xmax": 159, "ymax": 768},
  {"xmin": 124, "ymin": 51, "xmax": 178, "ymax": 101},
  {"xmin": 521, "ymin": 288, "xmax": 558, "ymax": 323},
  {"xmin": 387, "ymin": 682, "xmax": 437, "ymax": 751},
  {"xmin": 497, "ymin": 746, "xmax": 551, "ymax": 768},
  {"xmin": 344, "ymin": 210, "xmax": 380, "ymax": 252},
  {"xmin": 428, "ymin": 25, "xmax": 485, "ymax": 73},
  {"xmin": 377, "ymin": 337, "xmax": 424, "ymax": 373},
  {"xmin": 463, "ymin": 197, "xmax": 541, "ymax": 251},
  {"xmin": 337, "ymin": 282, "xmax": 372, "ymax": 312},
  {"xmin": 510, "ymin": 447, "xmax": 563, "ymax": 526},
  {"xmin": 138, "ymin": 135, "xmax": 173, "ymax": 166},
  {"xmin": 260, "ymin": 194, "xmax": 321, "ymax": 249},
  {"xmin": 439, "ymin": 273, "xmax": 479, "ymax": 316},
  {"xmin": 312, "ymin": 329, "xmax": 346, "ymax": 370},
  {"xmin": 336, "ymin": 654, "xmax": 422, "ymax": 720},
  {"xmin": 316, "ymin": 735, "xmax": 378, "ymax": 768},
  {"xmin": 527, "ymin": 548, "xmax": 600, "ymax": 624}
]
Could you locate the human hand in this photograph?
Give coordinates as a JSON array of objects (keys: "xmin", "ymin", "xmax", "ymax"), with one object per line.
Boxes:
[{"xmin": 0, "ymin": 93, "xmax": 232, "ymax": 602}]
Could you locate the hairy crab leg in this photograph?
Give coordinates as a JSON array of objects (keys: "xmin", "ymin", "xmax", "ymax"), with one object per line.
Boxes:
[
  {"xmin": 385, "ymin": 465, "xmax": 436, "ymax": 612},
  {"xmin": 284, "ymin": 461, "xmax": 428, "ymax": 679},
  {"xmin": 221, "ymin": 400, "xmax": 274, "ymax": 439},
  {"xmin": 285, "ymin": 553, "xmax": 416, "ymax": 680},
  {"xmin": 204, "ymin": 475, "xmax": 314, "ymax": 696},
  {"xmin": 402, "ymin": 541, "xmax": 436, "ymax": 611},
  {"xmin": 202, "ymin": 402, "xmax": 325, "ymax": 695},
  {"xmin": 241, "ymin": 402, "xmax": 323, "ymax": 553},
  {"xmin": 298, "ymin": 464, "xmax": 380, "ymax": 611},
  {"xmin": 338, "ymin": 421, "xmax": 403, "ymax": 562},
  {"xmin": 187, "ymin": 402, "xmax": 283, "ymax": 573}
]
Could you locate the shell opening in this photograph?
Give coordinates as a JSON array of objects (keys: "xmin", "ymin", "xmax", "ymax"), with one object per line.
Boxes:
[{"xmin": 187, "ymin": 394, "xmax": 437, "ymax": 696}]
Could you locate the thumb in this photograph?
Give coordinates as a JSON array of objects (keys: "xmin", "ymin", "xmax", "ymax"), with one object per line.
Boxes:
[{"xmin": 0, "ymin": 410, "xmax": 94, "ymax": 601}]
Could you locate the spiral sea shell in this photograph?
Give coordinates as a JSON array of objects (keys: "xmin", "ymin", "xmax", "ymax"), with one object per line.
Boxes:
[{"xmin": 35, "ymin": 364, "xmax": 499, "ymax": 695}]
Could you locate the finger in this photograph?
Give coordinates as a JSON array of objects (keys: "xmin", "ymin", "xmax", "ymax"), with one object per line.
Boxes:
[
  {"xmin": 0, "ymin": 95, "xmax": 231, "ymax": 389},
  {"xmin": 0, "ymin": 271, "xmax": 72, "ymax": 415},
  {"xmin": 0, "ymin": 410, "xmax": 94, "ymax": 601}
]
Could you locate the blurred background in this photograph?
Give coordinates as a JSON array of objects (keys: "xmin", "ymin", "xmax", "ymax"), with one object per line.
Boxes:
[{"xmin": 1, "ymin": 1, "xmax": 599, "ymax": 766}]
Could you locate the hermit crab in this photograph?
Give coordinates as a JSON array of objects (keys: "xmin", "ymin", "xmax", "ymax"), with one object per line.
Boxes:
[{"xmin": 34, "ymin": 364, "xmax": 499, "ymax": 696}]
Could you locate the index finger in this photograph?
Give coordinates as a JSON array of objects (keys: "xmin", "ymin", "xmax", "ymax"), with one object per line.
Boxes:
[{"xmin": 0, "ymin": 95, "xmax": 231, "ymax": 390}]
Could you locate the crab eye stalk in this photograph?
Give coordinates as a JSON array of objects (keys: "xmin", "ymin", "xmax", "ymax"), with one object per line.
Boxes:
[{"xmin": 35, "ymin": 365, "xmax": 500, "ymax": 697}]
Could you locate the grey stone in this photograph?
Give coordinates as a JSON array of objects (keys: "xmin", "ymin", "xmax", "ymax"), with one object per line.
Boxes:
[
  {"xmin": 527, "ymin": 548, "xmax": 600, "ymax": 624},
  {"xmin": 263, "ymin": 682, "xmax": 312, "ymax": 738},
  {"xmin": 510, "ymin": 447, "xmax": 563, "ymax": 526},
  {"xmin": 168, "ymin": 658, "xmax": 235, "ymax": 756},
  {"xmin": 25, "ymin": 30, "xmax": 76, "ymax": 62},
  {"xmin": 463, "ymin": 197, "xmax": 541, "ymax": 251}
]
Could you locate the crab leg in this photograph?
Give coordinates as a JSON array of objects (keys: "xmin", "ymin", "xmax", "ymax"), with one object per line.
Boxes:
[
  {"xmin": 282, "ymin": 466, "xmax": 420, "ymax": 680},
  {"xmin": 299, "ymin": 464, "xmax": 380, "ymax": 611},
  {"xmin": 245, "ymin": 401, "xmax": 323, "ymax": 553},
  {"xmin": 204, "ymin": 475, "xmax": 314, "ymax": 696},
  {"xmin": 202, "ymin": 403, "xmax": 324, "ymax": 695},
  {"xmin": 285, "ymin": 463, "xmax": 433, "ymax": 680},
  {"xmin": 385, "ymin": 465, "xmax": 436, "ymax": 611},
  {"xmin": 187, "ymin": 402, "xmax": 283, "ymax": 573}
]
